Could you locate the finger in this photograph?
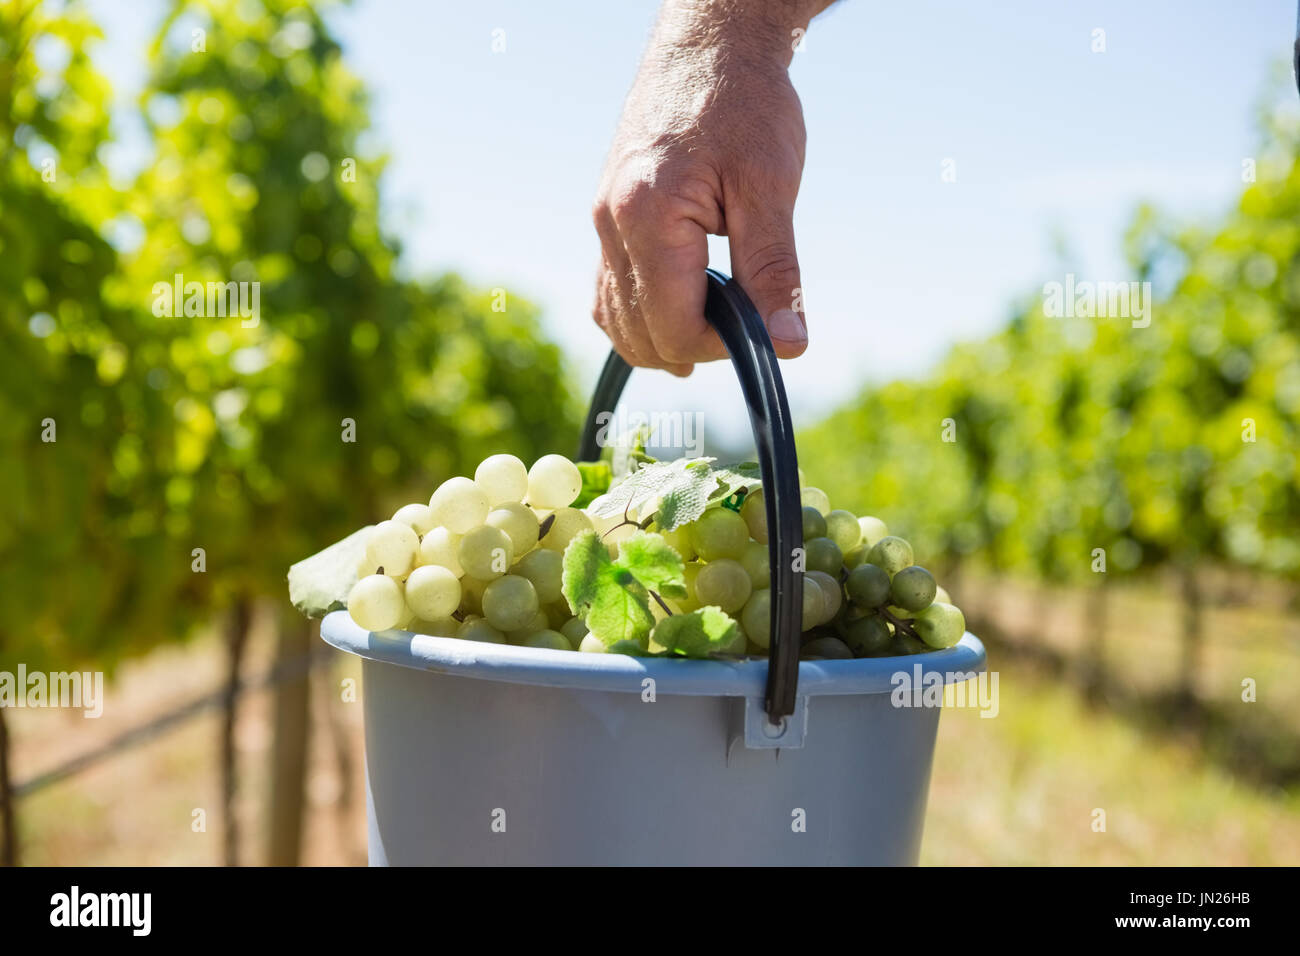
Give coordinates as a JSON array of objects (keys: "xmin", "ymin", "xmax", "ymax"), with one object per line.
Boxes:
[
  {"xmin": 596, "ymin": 202, "xmax": 693, "ymax": 375},
  {"xmin": 726, "ymin": 198, "xmax": 808, "ymax": 359},
  {"xmin": 619, "ymin": 197, "xmax": 726, "ymax": 368}
]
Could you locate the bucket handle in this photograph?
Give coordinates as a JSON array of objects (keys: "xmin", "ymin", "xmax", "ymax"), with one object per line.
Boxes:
[{"xmin": 576, "ymin": 269, "xmax": 804, "ymax": 722}]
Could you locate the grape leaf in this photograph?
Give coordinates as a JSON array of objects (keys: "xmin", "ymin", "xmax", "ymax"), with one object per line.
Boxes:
[
  {"xmin": 573, "ymin": 459, "xmax": 612, "ymax": 508},
  {"xmin": 652, "ymin": 606, "xmax": 739, "ymax": 657},
  {"xmin": 607, "ymin": 423, "xmax": 656, "ymax": 480},
  {"xmin": 616, "ymin": 532, "xmax": 687, "ymax": 598},
  {"xmin": 590, "ymin": 457, "xmax": 717, "ymax": 530},
  {"xmin": 561, "ymin": 530, "xmax": 609, "ymax": 614},
  {"xmin": 710, "ymin": 461, "xmax": 763, "ymax": 502},
  {"xmin": 586, "ymin": 581, "xmax": 656, "ymax": 649},
  {"xmin": 561, "ymin": 529, "xmax": 688, "ymax": 649},
  {"xmin": 287, "ymin": 525, "xmax": 372, "ymax": 618}
]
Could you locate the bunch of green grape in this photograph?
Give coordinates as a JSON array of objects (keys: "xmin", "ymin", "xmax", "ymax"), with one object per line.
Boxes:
[
  {"xmin": 347, "ymin": 453, "xmax": 598, "ymax": 651},
  {"xmin": 345, "ymin": 454, "xmax": 965, "ymax": 660},
  {"xmin": 653, "ymin": 484, "xmax": 966, "ymax": 660}
]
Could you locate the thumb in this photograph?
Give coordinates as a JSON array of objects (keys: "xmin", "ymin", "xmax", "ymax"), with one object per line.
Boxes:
[{"xmin": 727, "ymin": 202, "xmax": 807, "ymax": 358}]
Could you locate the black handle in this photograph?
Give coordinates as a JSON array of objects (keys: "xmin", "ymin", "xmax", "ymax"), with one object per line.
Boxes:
[{"xmin": 576, "ymin": 269, "xmax": 804, "ymax": 721}]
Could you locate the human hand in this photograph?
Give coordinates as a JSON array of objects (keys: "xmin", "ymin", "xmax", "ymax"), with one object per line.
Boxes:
[{"xmin": 592, "ymin": 0, "xmax": 832, "ymax": 375}]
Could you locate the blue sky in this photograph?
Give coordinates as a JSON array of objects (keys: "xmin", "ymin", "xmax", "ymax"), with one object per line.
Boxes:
[{"xmin": 88, "ymin": 0, "xmax": 1298, "ymax": 447}]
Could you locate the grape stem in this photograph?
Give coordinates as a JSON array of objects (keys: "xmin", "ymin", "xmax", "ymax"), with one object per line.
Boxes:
[
  {"xmin": 601, "ymin": 499, "xmax": 652, "ymax": 539},
  {"xmin": 649, "ymin": 590, "xmax": 674, "ymax": 617},
  {"xmin": 879, "ymin": 606, "xmax": 919, "ymax": 640}
]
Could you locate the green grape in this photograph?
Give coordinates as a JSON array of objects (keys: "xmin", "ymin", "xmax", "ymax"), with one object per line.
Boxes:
[
  {"xmin": 411, "ymin": 617, "xmax": 459, "ymax": 638},
  {"xmin": 540, "ymin": 507, "xmax": 595, "ymax": 553},
  {"xmin": 418, "ymin": 526, "xmax": 464, "ymax": 577},
  {"xmin": 392, "ymin": 502, "xmax": 437, "ymax": 536},
  {"xmin": 913, "ymin": 602, "xmax": 965, "ymax": 649},
  {"xmin": 891, "ymin": 632, "xmax": 928, "ymax": 655},
  {"xmin": 457, "ymin": 617, "xmax": 507, "ymax": 644},
  {"xmin": 578, "ymin": 632, "xmax": 607, "ymax": 653},
  {"xmin": 842, "ymin": 544, "xmax": 866, "ymax": 569},
  {"xmin": 866, "ymin": 535, "xmax": 913, "ymax": 575},
  {"xmin": 720, "ymin": 621, "xmax": 748, "ymax": 655},
  {"xmin": 459, "ymin": 574, "xmax": 487, "ymax": 615},
  {"xmin": 523, "ymin": 629, "xmax": 572, "ymax": 651},
  {"xmin": 694, "ymin": 558, "xmax": 753, "ymax": 613},
  {"xmin": 474, "ymin": 453, "xmax": 529, "ymax": 506},
  {"xmin": 800, "ymin": 636, "xmax": 854, "ymax": 660},
  {"xmin": 403, "ymin": 564, "xmax": 463, "ymax": 620},
  {"xmin": 347, "ymin": 574, "xmax": 404, "ymax": 632},
  {"xmin": 660, "ymin": 524, "xmax": 696, "ymax": 561},
  {"xmin": 514, "ymin": 548, "xmax": 563, "ymax": 604},
  {"xmin": 890, "ymin": 566, "xmax": 937, "ymax": 612},
  {"xmin": 804, "ymin": 536, "xmax": 843, "ymax": 575},
  {"xmin": 486, "ymin": 502, "xmax": 540, "ymax": 556},
  {"xmin": 934, "ymin": 584, "xmax": 952, "ymax": 605},
  {"xmin": 364, "ymin": 519, "xmax": 420, "ymax": 578},
  {"xmin": 824, "ymin": 509, "xmax": 862, "ymax": 553},
  {"xmin": 506, "ymin": 609, "xmax": 551, "ymax": 643},
  {"xmin": 560, "ymin": 615, "xmax": 589, "ymax": 645},
  {"xmin": 678, "ymin": 562, "xmax": 702, "ymax": 612},
  {"xmin": 846, "ymin": 563, "xmax": 891, "ymax": 608},
  {"xmin": 740, "ymin": 488, "xmax": 767, "ymax": 542},
  {"xmin": 394, "ymin": 596, "xmax": 419, "ymax": 631},
  {"xmin": 801, "ymin": 486, "xmax": 831, "ymax": 515},
  {"xmin": 741, "ymin": 588, "xmax": 771, "ymax": 648},
  {"xmin": 801, "ymin": 506, "xmax": 827, "ymax": 541},
  {"xmin": 429, "ymin": 476, "xmax": 490, "ymax": 534},
  {"xmin": 691, "ymin": 507, "xmax": 749, "ymax": 561},
  {"xmin": 842, "ymin": 614, "xmax": 892, "ymax": 656},
  {"xmin": 801, "ymin": 576, "xmax": 825, "ymax": 631},
  {"xmin": 858, "ymin": 515, "xmax": 890, "ymax": 549},
  {"xmin": 739, "ymin": 540, "xmax": 770, "ymax": 589},
  {"xmin": 544, "ymin": 600, "xmax": 572, "ymax": 629},
  {"xmin": 482, "ymin": 574, "xmax": 540, "ymax": 632},
  {"xmin": 459, "ymin": 525, "xmax": 514, "ymax": 581},
  {"xmin": 800, "ymin": 625, "xmax": 837, "ymax": 644},
  {"xmin": 807, "ymin": 570, "xmax": 842, "ymax": 623},
  {"xmin": 527, "ymin": 454, "xmax": 582, "ymax": 509}
]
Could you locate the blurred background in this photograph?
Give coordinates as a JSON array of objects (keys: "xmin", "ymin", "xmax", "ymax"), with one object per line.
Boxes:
[{"xmin": 2, "ymin": 0, "xmax": 1298, "ymax": 865}]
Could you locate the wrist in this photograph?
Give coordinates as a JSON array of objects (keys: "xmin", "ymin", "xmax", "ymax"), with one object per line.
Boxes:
[{"xmin": 654, "ymin": 0, "xmax": 829, "ymax": 70}]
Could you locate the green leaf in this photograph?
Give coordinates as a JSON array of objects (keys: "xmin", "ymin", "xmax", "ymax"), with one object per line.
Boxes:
[
  {"xmin": 561, "ymin": 529, "xmax": 689, "ymax": 649},
  {"xmin": 586, "ymin": 583, "xmax": 655, "ymax": 649},
  {"xmin": 709, "ymin": 461, "xmax": 763, "ymax": 504},
  {"xmin": 616, "ymin": 531, "xmax": 687, "ymax": 599},
  {"xmin": 605, "ymin": 423, "xmax": 656, "ymax": 480},
  {"xmin": 561, "ymin": 530, "xmax": 653, "ymax": 649},
  {"xmin": 574, "ymin": 459, "xmax": 612, "ymax": 508},
  {"xmin": 560, "ymin": 529, "xmax": 610, "ymax": 616},
  {"xmin": 287, "ymin": 526, "xmax": 372, "ymax": 618},
  {"xmin": 591, "ymin": 456, "xmax": 718, "ymax": 530},
  {"xmin": 652, "ymin": 606, "xmax": 739, "ymax": 658}
]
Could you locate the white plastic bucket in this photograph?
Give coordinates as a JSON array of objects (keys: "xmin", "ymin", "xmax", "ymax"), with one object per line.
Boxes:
[{"xmin": 322, "ymin": 611, "xmax": 986, "ymax": 866}]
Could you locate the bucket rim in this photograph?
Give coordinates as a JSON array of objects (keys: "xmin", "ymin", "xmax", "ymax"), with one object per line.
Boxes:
[{"xmin": 320, "ymin": 610, "xmax": 987, "ymax": 698}]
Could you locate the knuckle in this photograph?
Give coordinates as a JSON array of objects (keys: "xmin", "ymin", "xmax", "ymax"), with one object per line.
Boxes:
[
  {"xmin": 608, "ymin": 178, "xmax": 660, "ymax": 230},
  {"xmin": 741, "ymin": 241, "xmax": 801, "ymax": 291}
]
